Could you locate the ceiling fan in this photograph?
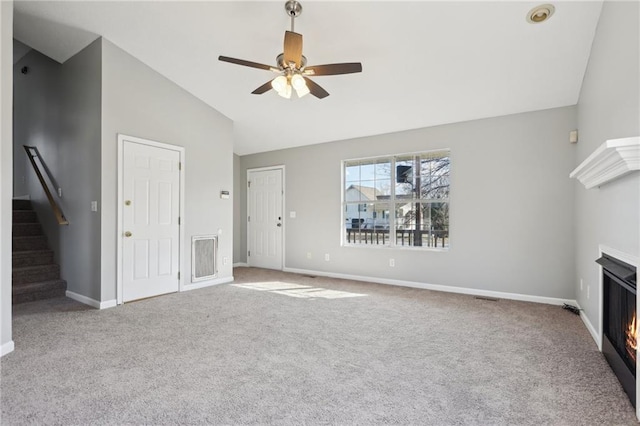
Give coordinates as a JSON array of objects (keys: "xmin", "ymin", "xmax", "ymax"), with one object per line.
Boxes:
[{"xmin": 218, "ymin": 0, "xmax": 362, "ymax": 99}]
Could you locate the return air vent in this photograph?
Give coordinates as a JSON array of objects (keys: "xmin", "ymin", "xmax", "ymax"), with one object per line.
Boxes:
[{"xmin": 192, "ymin": 235, "xmax": 218, "ymax": 282}]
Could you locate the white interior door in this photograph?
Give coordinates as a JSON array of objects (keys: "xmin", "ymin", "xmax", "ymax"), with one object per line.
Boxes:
[
  {"xmin": 122, "ymin": 140, "xmax": 180, "ymax": 302},
  {"xmin": 248, "ymin": 168, "xmax": 283, "ymax": 270}
]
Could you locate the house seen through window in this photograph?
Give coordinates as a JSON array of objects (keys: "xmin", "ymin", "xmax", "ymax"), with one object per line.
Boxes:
[{"xmin": 343, "ymin": 150, "xmax": 450, "ymax": 249}]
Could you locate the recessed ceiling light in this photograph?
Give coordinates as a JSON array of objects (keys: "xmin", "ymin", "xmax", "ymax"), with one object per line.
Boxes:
[{"xmin": 527, "ymin": 4, "xmax": 555, "ymax": 24}]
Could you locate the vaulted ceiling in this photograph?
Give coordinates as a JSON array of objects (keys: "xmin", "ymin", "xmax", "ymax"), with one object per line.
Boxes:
[{"xmin": 13, "ymin": 1, "xmax": 603, "ymax": 155}]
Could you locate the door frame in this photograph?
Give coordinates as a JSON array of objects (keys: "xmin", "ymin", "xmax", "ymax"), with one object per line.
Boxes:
[
  {"xmin": 246, "ymin": 165, "xmax": 285, "ymax": 270},
  {"xmin": 116, "ymin": 134, "xmax": 185, "ymax": 305}
]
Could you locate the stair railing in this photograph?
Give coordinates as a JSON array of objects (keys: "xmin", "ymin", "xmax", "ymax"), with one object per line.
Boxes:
[{"xmin": 23, "ymin": 145, "xmax": 69, "ymax": 225}]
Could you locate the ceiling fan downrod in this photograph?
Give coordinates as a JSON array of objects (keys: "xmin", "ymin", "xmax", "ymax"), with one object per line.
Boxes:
[{"xmin": 285, "ymin": 0, "xmax": 302, "ymax": 32}]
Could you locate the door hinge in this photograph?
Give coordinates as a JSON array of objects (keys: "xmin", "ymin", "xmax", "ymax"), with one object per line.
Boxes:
[
  {"xmin": 178, "ymin": 217, "xmax": 181, "ymax": 225},
  {"xmin": 248, "ymin": 250, "xmax": 250, "ymax": 257},
  {"xmin": 178, "ymin": 162, "xmax": 182, "ymax": 171},
  {"xmin": 248, "ymin": 216, "xmax": 250, "ymax": 222},
  {"xmin": 178, "ymin": 271, "xmax": 181, "ymax": 280},
  {"xmin": 248, "ymin": 181, "xmax": 251, "ymax": 188}
]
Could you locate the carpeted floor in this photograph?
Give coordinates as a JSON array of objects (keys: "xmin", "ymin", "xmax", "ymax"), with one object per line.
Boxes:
[{"xmin": 1, "ymin": 267, "xmax": 636, "ymax": 425}]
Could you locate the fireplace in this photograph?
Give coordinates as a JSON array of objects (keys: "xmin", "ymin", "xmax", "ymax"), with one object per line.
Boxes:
[{"xmin": 598, "ymin": 254, "xmax": 638, "ymax": 407}]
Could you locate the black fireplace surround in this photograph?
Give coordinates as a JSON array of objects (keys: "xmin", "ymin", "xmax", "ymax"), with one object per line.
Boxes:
[{"xmin": 597, "ymin": 254, "xmax": 637, "ymax": 407}]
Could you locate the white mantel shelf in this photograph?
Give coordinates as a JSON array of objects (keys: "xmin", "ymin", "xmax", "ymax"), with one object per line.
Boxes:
[{"xmin": 570, "ymin": 136, "xmax": 640, "ymax": 189}]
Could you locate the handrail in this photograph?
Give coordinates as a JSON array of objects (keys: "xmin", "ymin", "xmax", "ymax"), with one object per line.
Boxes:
[{"xmin": 23, "ymin": 145, "xmax": 69, "ymax": 225}]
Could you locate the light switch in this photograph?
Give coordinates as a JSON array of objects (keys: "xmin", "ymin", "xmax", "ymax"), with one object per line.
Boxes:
[{"xmin": 290, "ymin": 211, "xmax": 296, "ymax": 218}]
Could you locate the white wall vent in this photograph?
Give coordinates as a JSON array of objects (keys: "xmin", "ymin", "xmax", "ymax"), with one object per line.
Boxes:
[{"xmin": 192, "ymin": 235, "xmax": 218, "ymax": 282}]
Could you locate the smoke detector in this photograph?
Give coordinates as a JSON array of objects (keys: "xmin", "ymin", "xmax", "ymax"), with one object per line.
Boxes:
[{"xmin": 527, "ymin": 4, "xmax": 555, "ymax": 24}]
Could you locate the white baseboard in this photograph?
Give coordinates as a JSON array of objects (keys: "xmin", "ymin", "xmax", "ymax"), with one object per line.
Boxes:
[
  {"xmin": 100, "ymin": 299, "xmax": 117, "ymax": 309},
  {"xmin": 1, "ymin": 340, "xmax": 15, "ymax": 356},
  {"xmin": 182, "ymin": 276, "xmax": 234, "ymax": 292},
  {"xmin": 575, "ymin": 301, "xmax": 601, "ymax": 350},
  {"xmin": 282, "ymin": 267, "xmax": 576, "ymax": 306},
  {"xmin": 233, "ymin": 262, "xmax": 248, "ymax": 268},
  {"xmin": 12, "ymin": 195, "xmax": 30, "ymax": 200},
  {"xmin": 66, "ymin": 291, "xmax": 116, "ymax": 310}
]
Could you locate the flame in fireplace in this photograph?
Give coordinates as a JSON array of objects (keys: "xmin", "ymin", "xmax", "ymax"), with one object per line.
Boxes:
[{"xmin": 626, "ymin": 312, "xmax": 637, "ymax": 363}]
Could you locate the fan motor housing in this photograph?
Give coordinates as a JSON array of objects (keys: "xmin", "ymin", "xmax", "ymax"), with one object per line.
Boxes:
[{"xmin": 285, "ymin": 0, "xmax": 302, "ymax": 18}]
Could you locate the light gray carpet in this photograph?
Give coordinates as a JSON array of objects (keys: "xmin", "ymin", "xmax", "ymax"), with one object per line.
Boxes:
[{"xmin": 1, "ymin": 267, "xmax": 636, "ymax": 425}]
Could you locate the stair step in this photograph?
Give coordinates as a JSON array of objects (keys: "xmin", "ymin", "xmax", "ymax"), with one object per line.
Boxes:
[
  {"xmin": 12, "ymin": 199, "xmax": 32, "ymax": 210},
  {"xmin": 12, "ymin": 223, "xmax": 43, "ymax": 237},
  {"xmin": 13, "ymin": 236, "xmax": 48, "ymax": 251},
  {"xmin": 12, "ymin": 280, "xmax": 66, "ymax": 304},
  {"xmin": 13, "ymin": 210, "xmax": 37, "ymax": 223},
  {"xmin": 12, "ymin": 264, "xmax": 60, "ymax": 285},
  {"xmin": 12, "ymin": 250, "xmax": 54, "ymax": 268}
]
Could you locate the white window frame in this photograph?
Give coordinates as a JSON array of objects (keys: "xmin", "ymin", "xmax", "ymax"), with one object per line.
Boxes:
[{"xmin": 341, "ymin": 149, "xmax": 451, "ymax": 251}]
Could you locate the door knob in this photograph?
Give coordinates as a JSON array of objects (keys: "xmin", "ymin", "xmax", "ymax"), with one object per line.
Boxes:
[
  {"xmin": 277, "ymin": 223, "xmax": 282, "ymax": 227},
  {"xmin": 124, "ymin": 231, "xmax": 132, "ymax": 237},
  {"xmin": 125, "ymin": 200, "xmax": 131, "ymax": 206}
]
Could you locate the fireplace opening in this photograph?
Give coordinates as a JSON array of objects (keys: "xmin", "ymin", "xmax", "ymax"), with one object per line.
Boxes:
[{"xmin": 597, "ymin": 254, "xmax": 637, "ymax": 407}]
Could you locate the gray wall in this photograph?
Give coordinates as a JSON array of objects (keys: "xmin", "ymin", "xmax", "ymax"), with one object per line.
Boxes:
[
  {"xmin": 101, "ymin": 39, "xmax": 234, "ymax": 302},
  {"xmin": 240, "ymin": 106, "xmax": 577, "ymax": 299},
  {"xmin": 574, "ymin": 2, "xmax": 640, "ymax": 328},
  {"xmin": 1, "ymin": 0, "xmax": 14, "ymax": 353},
  {"xmin": 12, "ymin": 48, "xmax": 59, "ymax": 197},
  {"xmin": 13, "ymin": 40, "xmax": 103, "ymax": 301},
  {"xmin": 13, "ymin": 49, "xmax": 62, "ymax": 262},
  {"xmin": 233, "ymin": 153, "xmax": 242, "ymax": 264},
  {"xmin": 57, "ymin": 39, "xmax": 102, "ymax": 300}
]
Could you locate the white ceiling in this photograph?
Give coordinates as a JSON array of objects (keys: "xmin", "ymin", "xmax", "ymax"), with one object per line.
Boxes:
[{"xmin": 13, "ymin": 1, "xmax": 603, "ymax": 155}]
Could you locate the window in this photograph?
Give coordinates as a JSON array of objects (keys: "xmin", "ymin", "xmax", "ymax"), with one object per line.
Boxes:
[{"xmin": 343, "ymin": 150, "xmax": 450, "ymax": 249}]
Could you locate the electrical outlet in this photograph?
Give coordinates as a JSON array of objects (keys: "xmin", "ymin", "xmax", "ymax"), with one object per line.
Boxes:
[
  {"xmin": 223, "ymin": 257, "xmax": 229, "ymax": 265},
  {"xmin": 57, "ymin": 188, "xmax": 62, "ymax": 197},
  {"xmin": 307, "ymin": 252, "xmax": 312, "ymax": 259},
  {"xmin": 324, "ymin": 253, "xmax": 330, "ymax": 261},
  {"xmin": 91, "ymin": 201, "xmax": 98, "ymax": 212},
  {"xmin": 580, "ymin": 278, "xmax": 583, "ymax": 291},
  {"xmin": 389, "ymin": 258, "xmax": 395, "ymax": 267},
  {"xmin": 587, "ymin": 284, "xmax": 590, "ymax": 299}
]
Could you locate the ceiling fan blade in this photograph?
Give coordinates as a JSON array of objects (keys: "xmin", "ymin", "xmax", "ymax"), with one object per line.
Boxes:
[
  {"xmin": 218, "ymin": 56, "xmax": 273, "ymax": 71},
  {"xmin": 251, "ymin": 80, "xmax": 273, "ymax": 95},
  {"xmin": 304, "ymin": 63, "xmax": 363, "ymax": 76},
  {"xmin": 283, "ymin": 31, "xmax": 303, "ymax": 68},
  {"xmin": 303, "ymin": 77, "xmax": 329, "ymax": 99}
]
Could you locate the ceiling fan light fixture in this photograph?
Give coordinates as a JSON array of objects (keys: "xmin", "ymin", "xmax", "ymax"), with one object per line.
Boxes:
[
  {"xmin": 278, "ymin": 84, "xmax": 292, "ymax": 99},
  {"xmin": 295, "ymin": 84, "xmax": 310, "ymax": 98},
  {"xmin": 271, "ymin": 75, "xmax": 288, "ymax": 93},
  {"xmin": 291, "ymin": 73, "xmax": 306, "ymax": 90},
  {"xmin": 218, "ymin": 0, "xmax": 362, "ymax": 99}
]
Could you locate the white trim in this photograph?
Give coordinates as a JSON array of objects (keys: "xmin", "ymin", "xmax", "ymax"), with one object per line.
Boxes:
[
  {"xmin": 182, "ymin": 276, "xmax": 233, "ymax": 292},
  {"xmin": 1, "ymin": 340, "xmax": 15, "ymax": 356},
  {"xmin": 233, "ymin": 262, "xmax": 249, "ymax": 267},
  {"xmin": 570, "ymin": 136, "xmax": 640, "ymax": 189},
  {"xmin": 66, "ymin": 291, "xmax": 116, "ymax": 310},
  {"xmin": 575, "ymin": 301, "xmax": 601, "ymax": 350},
  {"xmin": 117, "ymin": 134, "xmax": 185, "ymax": 305},
  {"xmin": 12, "ymin": 195, "xmax": 29, "ymax": 200},
  {"xmin": 246, "ymin": 165, "xmax": 285, "ymax": 271},
  {"xmin": 282, "ymin": 267, "xmax": 575, "ymax": 306}
]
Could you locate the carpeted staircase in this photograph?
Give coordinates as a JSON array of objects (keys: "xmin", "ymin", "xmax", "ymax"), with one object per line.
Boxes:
[{"xmin": 12, "ymin": 199, "xmax": 66, "ymax": 304}]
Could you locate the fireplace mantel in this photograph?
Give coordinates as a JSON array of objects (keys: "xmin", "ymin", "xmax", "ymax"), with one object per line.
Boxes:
[{"xmin": 570, "ymin": 136, "xmax": 640, "ymax": 189}]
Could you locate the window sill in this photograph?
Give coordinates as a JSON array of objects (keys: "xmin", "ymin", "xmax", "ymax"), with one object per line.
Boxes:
[{"xmin": 342, "ymin": 242, "xmax": 449, "ymax": 252}]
